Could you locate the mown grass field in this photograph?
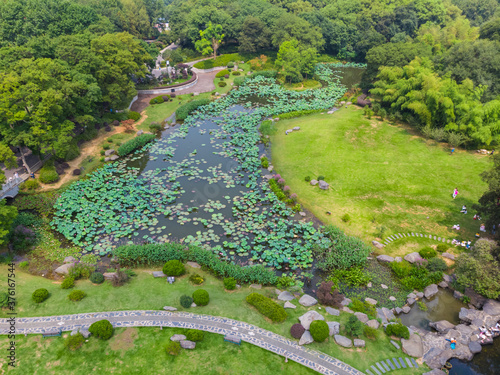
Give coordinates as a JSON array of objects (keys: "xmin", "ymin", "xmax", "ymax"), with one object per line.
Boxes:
[
  {"xmin": 0, "ymin": 265, "xmax": 427, "ymax": 373},
  {"xmin": 270, "ymin": 106, "xmax": 491, "ymax": 255}
]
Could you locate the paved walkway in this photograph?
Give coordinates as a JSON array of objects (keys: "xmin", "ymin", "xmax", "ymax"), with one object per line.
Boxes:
[{"xmin": 0, "ymin": 310, "xmax": 364, "ymax": 375}]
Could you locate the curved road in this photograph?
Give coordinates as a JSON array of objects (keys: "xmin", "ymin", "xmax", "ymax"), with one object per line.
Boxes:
[{"xmin": 0, "ymin": 310, "xmax": 364, "ymax": 375}]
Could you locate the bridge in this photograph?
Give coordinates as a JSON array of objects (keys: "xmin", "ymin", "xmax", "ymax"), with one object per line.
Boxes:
[{"xmin": 0, "ymin": 158, "xmax": 46, "ymax": 200}]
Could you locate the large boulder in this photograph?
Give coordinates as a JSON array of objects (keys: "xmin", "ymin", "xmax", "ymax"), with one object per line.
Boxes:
[
  {"xmin": 354, "ymin": 339, "xmax": 365, "ymax": 348},
  {"xmin": 54, "ymin": 262, "xmax": 74, "ymax": 275},
  {"xmin": 310, "ymin": 179, "xmax": 318, "ymax": 186},
  {"xmin": 404, "ymin": 252, "xmax": 423, "ymax": 263},
  {"xmin": 366, "ymin": 320, "xmax": 380, "ymax": 329},
  {"xmin": 327, "ymin": 321, "xmax": 340, "ymax": 336},
  {"xmin": 278, "ymin": 291, "xmax": 295, "ymax": 301},
  {"xmin": 180, "ymin": 340, "xmax": 196, "ymax": 349},
  {"xmin": 299, "ymin": 330, "xmax": 314, "ymax": 345},
  {"xmin": 63, "ymin": 256, "xmax": 76, "ymax": 263},
  {"xmin": 299, "ymin": 294, "xmax": 318, "ymax": 307},
  {"xmin": 402, "ymin": 333, "xmax": 424, "ymax": 358},
  {"xmin": 377, "ymin": 307, "xmax": 396, "ymax": 324},
  {"xmin": 465, "ymin": 288, "xmax": 487, "ymax": 309},
  {"xmin": 354, "ymin": 312, "xmax": 369, "ymax": 323},
  {"xmin": 482, "ymin": 299, "xmax": 500, "ymax": 316},
  {"xmin": 373, "ymin": 241, "xmax": 385, "ymax": 250},
  {"xmin": 365, "ymin": 297, "xmax": 378, "ymax": 306},
  {"xmin": 163, "ymin": 306, "xmax": 177, "ymax": 311},
  {"xmin": 325, "ymin": 307, "xmax": 340, "ymax": 316},
  {"xmin": 299, "ymin": 311, "xmax": 324, "ymax": 330},
  {"xmin": 376, "ymin": 254, "xmax": 394, "ymax": 262},
  {"xmin": 334, "ymin": 335, "xmax": 353, "ymax": 348},
  {"xmin": 424, "ymin": 284, "xmax": 439, "ymax": 299},
  {"xmin": 429, "ymin": 320, "xmax": 455, "ymax": 333},
  {"xmin": 469, "ymin": 341, "xmax": 482, "ymax": 354},
  {"xmin": 318, "ymin": 180, "xmax": 329, "ymax": 190},
  {"xmin": 284, "ymin": 301, "xmax": 297, "ymax": 309},
  {"xmin": 170, "ymin": 334, "xmax": 186, "ymax": 341},
  {"xmin": 104, "ymin": 149, "xmax": 115, "ymax": 156},
  {"xmin": 80, "ymin": 329, "xmax": 91, "ymax": 339}
]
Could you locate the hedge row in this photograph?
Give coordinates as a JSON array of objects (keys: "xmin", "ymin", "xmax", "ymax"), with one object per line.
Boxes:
[
  {"xmin": 117, "ymin": 134, "xmax": 155, "ymax": 156},
  {"xmin": 245, "ymin": 293, "xmax": 287, "ymax": 322},
  {"xmin": 193, "ymin": 53, "xmax": 242, "ymax": 69},
  {"xmin": 277, "ymin": 109, "xmax": 322, "ymax": 120},
  {"xmin": 176, "ymin": 99, "xmax": 210, "ymax": 121},
  {"xmin": 215, "ymin": 69, "xmax": 229, "ymax": 78},
  {"xmin": 114, "ymin": 243, "xmax": 277, "ymax": 285},
  {"xmin": 249, "ymin": 70, "xmax": 277, "ymax": 79}
]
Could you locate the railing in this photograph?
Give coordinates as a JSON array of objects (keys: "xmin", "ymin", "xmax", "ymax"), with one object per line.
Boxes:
[{"xmin": 0, "ymin": 155, "xmax": 50, "ymax": 200}]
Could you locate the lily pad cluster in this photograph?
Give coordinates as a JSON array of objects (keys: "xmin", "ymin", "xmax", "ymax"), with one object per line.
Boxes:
[{"xmin": 52, "ymin": 64, "xmax": 353, "ymax": 269}]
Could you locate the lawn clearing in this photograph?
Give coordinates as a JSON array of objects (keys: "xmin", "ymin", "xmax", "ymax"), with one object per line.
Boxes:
[{"xmin": 270, "ymin": 106, "xmax": 491, "ymax": 252}]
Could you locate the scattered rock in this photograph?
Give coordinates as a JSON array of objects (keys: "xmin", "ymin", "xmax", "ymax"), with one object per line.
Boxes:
[
  {"xmin": 377, "ymin": 307, "xmax": 396, "ymax": 324},
  {"xmin": 274, "ymin": 289, "xmax": 282, "ymax": 295},
  {"xmin": 299, "ymin": 294, "xmax": 318, "ymax": 307},
  {"xmin": 390, "ymin": 340, "xmax": 400, "ymax": 349},
  {"xmin": 381, "ymin": 284, "xmax": 388, "ymax": 289},
  {"xmin": 342, "ymin": 307, "xmax": 354, "ymax": 313},
  {"xmin": 109, "ymin": 155, "xmax": 119, "ymax": 161},
  {"xmin": 354, "ymin": 339, "xmax": 365, "ymax": 348},
  {"xmin": 334, "ymin": 335, "xmax": 353, "ymax": 348},
  {"xmin": 152, "ymin": 271, "xmax": 166, "ymax": 278},
  {"xmin": 395, "ymin": 307, "xmax": 402, "ymax": 315},
  {"xmin": 186, "ymin": 261, "xmax": 200, "ymax": 268},
  {"xmin": 299, "ymin": 310, "xmax": 324, "ymax": 330},
  {"xmin": 416, "ymin": 292, "xmax": 424, "ymax": 299},
  {"xmin": 402, "ymin": 306, "xmax": 411, "ymax": 314},
  {"xmin": 404, "ymin": 252, "xmax": 423, "ymax": 263},
  {"xmin": 482, "ymin": 299, "xmax": 500, "ymax": 316},
  {"xmin": 249, "ymin": 284, "xmax": 262, "ymax": 289},
  {"xmin": 103, "ymin": 272, "xmax": 117, "ymax": 281},
  {"xmin": 63, "ymin": 256, "xmax": 76, "ymax": 263},
  {"xmin": 318, "ymin": 180, "xmax": 329, "ymax": 190},
  {"xmin": 284, "ymin": 301, "xmax": 296, "ymax": 309},
  {"xmin": 180, "ymin": 340, "xmax": 196, "ymax": 349},
  {"xmin": 365, "ymin": 297, "xmax": 378, "ymax": 306},
  {"xmin": 327, "ymin": 321, "xmax": 340, "ymax": 336},
  {"xmin": 407, "ymin": 293, "xmax": 417, "ymax": 299},
  {"xmin": 54, "ymin": 263, "xmax": 74, "ymax": 275},
  {"xmin": 443, "ymin": 274, "xmax": 454, "ymax": 283},
  {"xmin": 453, "ymin": 290, "xmax": 464, "ymax": 300},
  {"xmin": 137, "ymin": 130, "xmax": 143, "ymax": 136},
  {"xmin": 293, "ymin": 127, "xmax": 300, "ymax": 131},
  {"xmin": 299, "ymin": 330, "xmax": 314, "ymax": 345},
  {"xmin": 366, "ymin": 320, "xmax": 380, "ymax": 329},
  {"xmin": 367, "ymin": 282, "xmax": 372, "ymax": 288},
  {"xmin": 402, "ymin": 333, "xmax": 424, "ymax": 358},
  {"xmin": 424, "ymin": 284, "xmax": 439, "ymax": 299},
  {"xmin": 163, "ymin": 306, "xmax": 177, "ymax": 311},
  {"xmin": 465, "ymin": 288, "xmax": 487, "ymax": 309},
  {"xmin": 191, "ymin": 302, "xmax": 197, "ymax": 308},
  {"xmin": 80, "ymin": 329, "xmax": 91, "ymax": 338},
  {"xmin": 278, "ymin": 291, "xmax": 295, "ymax": 301},
  {"xmin": 438, "ymin": 281, "xmax": 448, "ymax": 288},
  {"xmin": 407, "ymin": 298, "xmax": 416, "ymax": 305},
  {"xmin": 299, "ymin": 211, "xmax": 306, "ymax": 217},
  {"xmin": 354, "ymin": 312, "xmax": 369, "ymax": 323},
  {"xmin": 389, "ymin": 296, "xmax": 397, "ymax": 301},
  {"xmin": 170, "ymin": 334, "xmax": 186, "ymax": 341},
  {"xmin": 442, "ymin": 252, "xmax": 455, "ymax": 260},
  {"xmin": 395, "ymin": 256, "xmax": 403, "ymax": 262},
  {"xmin": 376, "ymin": 254, "xmax": 393, "ymax": 262},
  {"xmin": 469, "ymin": 341, "xmax": 482, "ymax": 354},
  {"xmin": 325, "ymin": 307, "xmax": 340, "ymax": 316},
  {"xmin": 341, "ymin": 298, "xmax": 352, "ymax": 306},
  {"xmin": 104, "ymin": 149, "xmax": 115, "ymax": 156},
  {"xmin": 310, "ymin": 179, "xmax": 318, "ymax": 186},
  {"xmin": 70, "ymin": 329, "xmax": 79, "ymax": 336},
  {"xmin": 429, "ymin": 320, "xmax": 455, "ymax": 333}
]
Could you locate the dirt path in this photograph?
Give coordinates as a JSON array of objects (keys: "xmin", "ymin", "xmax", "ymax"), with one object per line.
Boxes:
[{"xmin": 40, "ymin": 112, "xmax": 148, "ymax": 190}]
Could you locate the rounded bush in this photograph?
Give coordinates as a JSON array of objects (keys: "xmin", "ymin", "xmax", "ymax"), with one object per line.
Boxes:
[
  {"xmin": 127, "ymin": 111, "xmax": 141, "ymax": 121},
  {"xmin": 166, "ymin": 341, "xmax": 181, "ymax": 356},
  {"xmin": 304, "ymin": 176, "xmax": 311, "ymax": 182},
  {"xmin": 192, "ymin": 289, "xmax": 209, "ymax": 306},
  {"xmin": 385, "ymin": 323, "xmax": 409, "ymax": 339},
  {"xmin": 290, "ymin": 323, "xmax": 305, "ymax": 339},
  {"xmin": 20, "ymin": 179, "xmax": 40, "ymax": 191},
  {"xmin": 232, "ymin": 71, "xmax": 241, "ymax": 76},
  {"xmin": 32, "ymin": 288, "xmax": 49, "ymax": 303},
  {"xmin": 218, "ymin": 81, "xmax": 227, "ymax": 87},
  {"xmin": 149, "ymin": 96, "xmax": 164, "ymax": 105},
  {"xmin": 39, "ymin": 165, "xmax": 59, "ymax": 184},
  {"xmin": 364, "ymin": 325, "xmax": 378, "ymax": 339},
  {"xmin": 317, "ymin": 175, "xmax": 325, "ymax": 181},
  {"xmin": 163, "ymin": 260, "xmax": 185, "ymax": 276},
  {"xmin": 72, "ymin": 168, "xmax": 81, "ymax": 176},
  {"xmin": 180, "ymin": 295, "xmax": 193, "ymax": 308},
  {"xmin": 104, "ymin": 126, "xmax": 112, "ymax": 132},
  {"xmin": 419, "ymin": 247, "xmax": 437, "ymax": 259},
  {"xmin": 426, "ymin": 257, "xmax": 448, "ymax": 272},
  {"xmin": 310, "ymin": 320, "xmax": 329, "ymax": 342},
  {"xmin": 89, "ymin": 319, "xmax": 113, "ymax": 340},
  {"xmin": 189, "ymin": 273, "xmax": 204, "ymax": 285},
  {"xmin": 61, "ymin": 277, "xmax": 75, "ymax": 289},
  {"xmin": 90, "ymin": 272, "xmax": 104, "ymax": 284},
  {"xmin": 68, "ymin": 290, "xmax": 86, "ymax": 301},
  {"xmin": 186, "ymin": 329, "xmax": 204, "ymax": 342},
  {"xmin": 215, "ymin": 69, "xmax": 229, "ymax": 78},
  {"xmin": 112, "ymin": 120, "xmax": 120, "ymax": 126},
  {"xmin": 223, "ymin": 277, "xmax": 236, "ymax": 290},
  {"xmin": 436, "ymin": 244, "xmax": 448, "ymax": 253},
  {"xmin": 227, "ymin": 62, "xmax": 234, "ymax": 69},
  {"xmin": 65, "ymin": 333, "xmax": 84, "ymax": 350},
  {"xmin": 149, "ymin": 122, "xmax": 162, "ymax": 132}
]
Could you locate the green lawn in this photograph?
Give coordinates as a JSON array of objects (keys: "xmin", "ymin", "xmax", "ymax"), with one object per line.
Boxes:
[
  {"xmin": 213, "ymin": 63, "xmax": 251, "ymax": 94},
  {"xmin": 0, "ymin": 264, "xmax": 427, "ymax": 373},
  {"xmin": 270, "ymin": 106, "xmax": 491, "ymax": 254}
]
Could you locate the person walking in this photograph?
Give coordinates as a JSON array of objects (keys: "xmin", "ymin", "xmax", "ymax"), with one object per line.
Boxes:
[
  {"xmin": 453, "ymin": 188, "xmax": 458, "ymax": 199},
  {"xmin": 451, "ymin": 147, "xmax": 455, "ymax": 155}
]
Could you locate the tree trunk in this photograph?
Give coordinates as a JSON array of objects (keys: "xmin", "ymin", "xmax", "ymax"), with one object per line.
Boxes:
[{"xmin": 18, "ymin": 146, "xmax": 32, "ymax": 175}]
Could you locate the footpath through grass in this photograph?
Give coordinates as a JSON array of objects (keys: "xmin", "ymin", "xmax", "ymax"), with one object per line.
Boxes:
[
  {"xmin": 270, "ymin": 106, "xmax": 490, "ymax": 254},
  {"xmin": 0, "ymin": 265, "xmax": 427, "ymax": 373}
]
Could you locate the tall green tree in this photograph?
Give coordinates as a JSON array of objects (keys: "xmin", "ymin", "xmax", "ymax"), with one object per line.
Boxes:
[
  {"xmin": 195, "ymin": 22, "xmax": 225, "ymax": 60},
  {"xmin": 475, "ymin": 154, "xmax": 500, "ymax": 230},
  {"xmin": 0, "ymin": 200, "xmax": 17, "ymax": 247},
  {"xmin": 275, "ymin": 39, "xmax": 302, "ymax": 83},
  {"xmin": 238, "ymin": 16, "xmax": 271, "ymax": 53}
]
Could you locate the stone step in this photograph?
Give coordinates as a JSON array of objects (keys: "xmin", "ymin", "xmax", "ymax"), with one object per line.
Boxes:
[
  {"xmin": 399, "ymin": 358, "xmax": 407, "ymax": 368},
  {"xmin": 381, "ymin": 361, "xmax": 390, "ymax": 372},
  {"xmin": 376, "ymin": 362, "xmax": 386, "ymax": 373},
  {"xmin": 371, "ymin": 365, "xmax": 382, "ymax": 375},
  {"xmin": 411, "ymin": 358, "xmax": 418, "ymax": 368},
  {"xmin": 392, "ymin": 358, "xmax": 401, "ymax": 369},
  {"xmin": 366, "ymin": 369, "xmax": 375, "ymax": 375},
  {"xmin": 406, "ymin": 358, "xmax": 413, "ymax": 368},
  {"xmin": 386, "ymin": 359, "xmax": 395, "ymax": 370}
]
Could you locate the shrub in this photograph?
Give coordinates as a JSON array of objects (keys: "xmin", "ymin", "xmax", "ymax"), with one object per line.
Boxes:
[
  {"xmin": 245, "ymin": 293, "xmax": 287, "ymax": 323},
  {"xmin": 68, "ymin": 263, "xmax": 94, "ymax": 280},
  {"xmin": 0, "ymin": 292, "xmax": 9, "ymax": 308},
  {"xmin": 189, "ymin": 273, "xmax": 204, "ymax": 285},
  {"xmin": 19, "ymin": 179, "xmax": 40, "ymax": 191},
  {"xmin": 329, "ymin": 267, "xmax": 371, "ymax": 287},
  {"xmin": 290, "ymin": 323, "xmax": 305, "ymax": 339},
  {"xmin": 163, "ymin": 260, "xmax": 185, "ymax": 276},
  {"xmin": 192, "ymin": 289, "xmax": 209, "ymax": 306},
  {"xmin": 349, "ymin": 299, "xmax": 366, "ymax": 313},
  {"xmin": 89, "ymin": 319, "xmax": 114, "ymax": 340},
  {"xmin": 227, "ymin": 62, "xmax": 234, "ymax": 69},
  {"xmin": 64, "ymin": 142, "xmax": 81, "ymax": 161},
  {"xmin": 249, "ymin": 70, "xmax": 278, "ymax": 79},
  {"xmin": 261, "ymin": 156, "xmax": 269, "ymax": 168},
  {"xmin": 390, "ymin": 261, "xmax": 412, "ymax": 278},
  {"xmin": 215, "ymin": 69, "xmax": 230, "ymax": 78},
  {"xmin": 218, "ymin": 81, "xmax": 227, "ymax": 87},
  {"xmin": 166, "ymin": 341, "xmax": 181, "ymax": 356},
  {"xmin": 276, "ymin": 275, "xmax": 293, "ymax": 289},
  {"xmin": 61, "ymin": 277, "xmax": 75, "ymax": 289},
  {"xmin": 127, "ymin": 111, "xmax": 141, "ymax": 121},
  {"xmin": 104, "ymin": 126, "xmax": 111, "ymax": 132},
  {"xmin": 117, "ymin": 134, "xmax": 155, "ymax": 156},
  {"xmin": 317, "ymin": 281, "xmax": 344, "ymax": 307},
  {"xmin": 19, "ymin": 261, "xmax": 29, "ymax": 269},
  {"xmin": 72, "ymin": 168, "xmax": 81, "ymax": 176},
  {"xmin": 65, "ymin": 333, "xmax": 84, "ymax": 350},
  {"xmin": 436, "ymin": 244, "xmax": 448, "ymax": 253},
  {"xmin": 341, "ymin": 213, "xmax": 351, "ymax": 223},
  {"xmin": 180, "ymin": 295, "xmax": 193, "ymax": 308},
  {"xmin": 149, "ymin": 96, "xmax": 164, "ymax": 105},
  {"xmin": 176, "ymin": 99, "xmax": 210, "ymax": 121},
  {"xmin": 90, "ymin": 272, "xmax": 104, "ymax": 284},
  {"xmin": 364, "ymin": 325, "xmax": 378, "ymax": 339},
  {"xmin": 149, "ymin": 122, "xmax": 162, "ymax": 132},
  {"xmin": 385, "ymin": 323, "xmax": 410, "ymax": 339},
  {"xmin": 310, "ymin": 320, "xmax": 329, "ymax": 342},
  {"xmin": 186, "ymin": 329, "xmax": 204, "ymax": 342},
  {"xmin": 419, "ymin": 247, "xmax": 437, "ymax": 259},
  {"xmin": 68, "ymin": 290, "xmax": 86, "ymax": 301},
  {"xmin": 233, "ymin": 77, "xmax": 245, "ymax": 86},
  {"xmin": 224, "ymin": 277, "xmax": 236, "ymax": 290},
  {"xmin": 232, "ymin": 71, "xmax": 241, "ymax": 76},
  {"xmin": 32, "ymin": 288, "xmax": 49, "ymax": 303},
  {"xmin": 114, "ymin": 243, "xmax": 277, "ymax": 285},
  {"xmin": 426, "ymin": 257, "xmax": 448, "ymax": 272},
  {"xmin": 102, "ymin": 143, "xmax": 110, "ymax": 150},
  {"xmin": 417, "ymin": 301, "xmax": 428, "ymax": 311},
  {"xmin": 345, "ymin": 315, "xmax": 363, "ymax": 337},
  {"xmin": 305, "ymin": 176, "xmax": 311, "ymax": 182},
  {"xmin": 318, "ymin": 175, "xmax": 325, "ymax": 181},
  {"xmin": 110, "ymin": 270, "xmax": 130, "ymax": 287},
  {"xmin": 39, "ymin": 165, "xmax": 59, "ymax": 184}
]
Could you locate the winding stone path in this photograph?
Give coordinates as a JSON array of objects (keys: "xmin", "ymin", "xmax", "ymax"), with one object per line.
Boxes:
[{"xmin": 0, "ymin": 310, "xmax": 364, "ymax": 375}]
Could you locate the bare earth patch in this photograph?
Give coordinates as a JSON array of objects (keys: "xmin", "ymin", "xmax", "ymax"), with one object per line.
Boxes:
[{"xmin": 109, "ymin": 328, "xmax": 138, "ymax": 351}]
